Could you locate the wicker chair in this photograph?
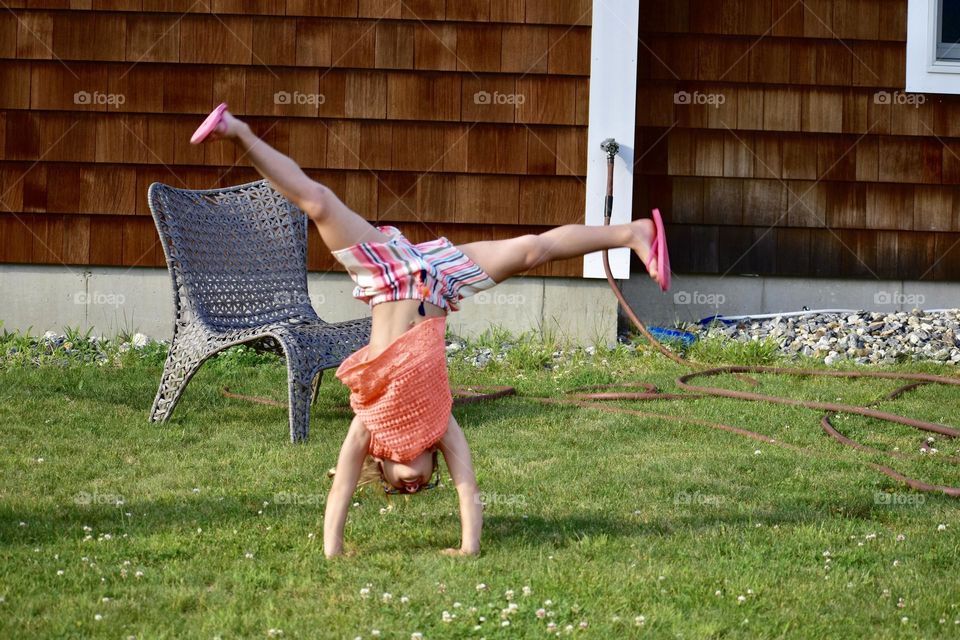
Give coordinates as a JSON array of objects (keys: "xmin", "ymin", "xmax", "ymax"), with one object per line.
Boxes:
[{"xmin": 147, "ymin": 178, "xmax": 371, "ymax": 442}]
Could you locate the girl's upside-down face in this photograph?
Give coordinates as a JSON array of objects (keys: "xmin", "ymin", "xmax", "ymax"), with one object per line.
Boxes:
[{"xmin": 374, "ymin": 448, "xmax": 437, "ymax": 493}]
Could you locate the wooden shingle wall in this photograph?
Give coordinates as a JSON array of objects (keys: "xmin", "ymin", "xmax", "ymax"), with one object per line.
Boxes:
[
  {"xmin": 636, "ymin": 0, "xmax": 960, "ymax": 281},
  {"xmin": 0, "ymin": 0, "xmax": 591, "ymax": 276}
]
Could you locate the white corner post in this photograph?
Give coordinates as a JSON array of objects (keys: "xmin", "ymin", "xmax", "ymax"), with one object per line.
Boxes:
[{"xmin": 583, "ymin": 0, "xmax": 640, "ymax": 280}]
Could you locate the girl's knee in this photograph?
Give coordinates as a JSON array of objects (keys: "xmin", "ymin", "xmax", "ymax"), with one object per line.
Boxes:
[
  {"xmin": 301, "ymin": 184, "xmax": 334, "ymax": 223},
  {"xmin": 520, "ymin": 234, "xmax": 547, "ymax": 270}
]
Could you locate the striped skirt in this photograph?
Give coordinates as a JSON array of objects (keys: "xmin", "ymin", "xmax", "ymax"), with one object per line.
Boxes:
[{"xmin": 331, "ymin": 225, "xmax": 497, "ymax": 312}]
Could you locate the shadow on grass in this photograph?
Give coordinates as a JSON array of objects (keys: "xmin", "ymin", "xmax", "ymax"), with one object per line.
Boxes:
[{"xmin": 0, "ymin": 495, "xmax": 868, "ymax": 552}]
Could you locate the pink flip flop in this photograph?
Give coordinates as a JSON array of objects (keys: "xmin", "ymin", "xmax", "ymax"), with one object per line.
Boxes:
[
  {"xmin": 649, "ymin": 208, "xmax": 672, "ymax": 292},
  {"xmin": 190, "ymin": 102, "xmax": 229, "ymax": 144}
]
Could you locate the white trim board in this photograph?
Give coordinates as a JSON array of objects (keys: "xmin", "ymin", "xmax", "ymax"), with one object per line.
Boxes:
[
  {"xmin": 906, "ymin": 0, "xmax": 960, "ymax": 94},
  {"xmin": 582, "ymin": 0, "xmax": 639, "ymax": 280}
]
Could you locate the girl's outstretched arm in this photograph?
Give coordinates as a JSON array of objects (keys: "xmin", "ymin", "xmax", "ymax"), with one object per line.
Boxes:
[
  {"xmin": 324, "ymin": 415, "xmax": 370, "ymax": 558},
  {"xmin": 437, "ymin": 415, "xmax": 482, "ymax": 556}
]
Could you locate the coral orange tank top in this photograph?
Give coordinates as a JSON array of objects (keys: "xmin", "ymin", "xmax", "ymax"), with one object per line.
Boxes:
[{"xmin": 334, "ymin": 316, "xmax": 452, "ymax": 462}]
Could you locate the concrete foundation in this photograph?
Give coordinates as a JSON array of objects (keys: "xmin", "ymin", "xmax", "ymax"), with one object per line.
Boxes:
[
  {"xmin": 2, "ymin": 266, "xmax": 956, "ymax": 343},
  {"xmin": 0, "ymin": 265, "xmax": 619, "ymax": 344},
  {"xmin": 621, "ymin": 273, "xmax": 959, "ymax": 328}
]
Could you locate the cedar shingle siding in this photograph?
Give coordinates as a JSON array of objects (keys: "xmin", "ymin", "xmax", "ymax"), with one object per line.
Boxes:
[
  {"xmin": 636, "ymin": 0, "xmax": 960, "ymax": 280},
  {"xmin": 0, "ymin": 1, "xmax": 591, "ymax": 276}
]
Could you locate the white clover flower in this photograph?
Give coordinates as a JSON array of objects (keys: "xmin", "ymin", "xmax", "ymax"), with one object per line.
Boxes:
[
  {"xmin": 896, "ymin": 534, "xmax": 905, "ymax": 541},
  {"xmin": 565, "ymin": 624, "xmax": 573, "ymax": 631},
  {"xmin": 544, "ymin": 599, "xmax": 553, "ymax": 606},
  {"xmin": 522, "ymin": 585, "xmax": 532, "ymax": 596},
  {"xmin": 901, "ymin": 617, "xmax": 908, "ymax": 623},
  {"xmin": 737, "ymin": 595, "xmax": 746, "ymax": 604},
  {"xmin": 579, "ymin": 621, "xmax": 588, "ymax": 629},
  {"xmin": 308, "ymin": 533, "xmax": 315, "ymax": 539},
  {"xmin": 371, "ymin": 631, "xmax": 380, "ymax": 637},
  {"xmin": 822, "ymin": 550, "xmax": 831, "ymax": 557},
  {"xmin": 476, "ymin": 583, "xmax": 487, "ymax": 591},
  {"xmin": 400, "ymin": 595, "xmax": 410, "ymax": 604},
  {"xmin": 938, "ymin": 524, "xmax": 947, "ymax": 531},
  {"xmin": 505, "ymin": 589, "xmax": 514, "ymax": 600},
  {"xmin": 468, "ymin": 606, "xmax": 477, "ymax": 614},
  {"xmin": 56, "ymin": 570, "xmax": 65, "ymax": 576},
  {"xmin": 501, "ymin": 620, "xmax": 510, "ymax": 627},
  {"xmin": 192, "ymin": 487, "xmax": 200, "ymax": 493},
  {"xmin": 441, "ymin": 610, "xmax": 453, "ymax": 623},
  {"xmin": 893, "ymin": 560, "xmax": 900, "ymax": 567},
  {"xmin": 382, "ymin": 593, "xmax": 392, "ymax": 603},
  {"xmin": 135, "ymin": 571, "xmax": 144, "ymax": 578},
  {"xmin": 410, "ymin": 632, "xmax": 423, "ymax": 640},
  {"xmin": 536, "ymin": 608, "xmax": 546, "ymax": 619},
  {"xmin": 359, "ymin": 588, "xmax": 370, "ymax": 599},
  {"xmin": 94, "ymin": 614, "xmax": 103, "ymax": 621},
  {"xmin": 379, "ymin": 507, "xmax": 388, "ymax": 515},
  {"xmin": 747, "ymin": 589, "xmax": 754, "ymax": 595},
  {"xmin": 244, "ymin": 552, "xmax": 254, "ymax": 559},
  {"xmin": 753, "ymin": 450, "xmax": 761, "ymax": 455},
  {"xmin": 547, "ymin": 622, "xmax": 558, "ymax": 632},
  {"xmin": 715, "ymin": 590, "xmax": 722, "ymax": 596},
  {"xmin": 453, "ymin": 602, "xmax": 461, "ymax": 608},
  {"xmin": 478, "ymin": 616, "xmax": 486, "ymax": 622}
]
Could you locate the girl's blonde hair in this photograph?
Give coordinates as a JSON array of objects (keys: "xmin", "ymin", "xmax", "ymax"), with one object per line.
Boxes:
[{"xmin": 327, "ymin": 454, "xmax": 382, "ymax": 490}]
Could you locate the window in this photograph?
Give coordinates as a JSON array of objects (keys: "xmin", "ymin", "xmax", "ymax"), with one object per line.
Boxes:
[
  {"xmin": 937, "ymin": 1, "xmax": 960, "ymax": 60},
  {"xmin": 906, "ymin": 0, "xmax": 960, "ymax": 93}
]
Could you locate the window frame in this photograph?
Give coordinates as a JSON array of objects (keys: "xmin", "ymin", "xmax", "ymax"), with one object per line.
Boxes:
[{"xmin": 906, "ymin": 0, "xmax": 960, "ymax": 93}]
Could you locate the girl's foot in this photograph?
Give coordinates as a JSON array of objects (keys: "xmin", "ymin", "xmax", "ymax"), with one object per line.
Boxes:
[
  {"xmin": 627, "ymin": 218, "xmax": 658, "ymax": 282},
  {"xmin": 203, "ymin": 109, "xmax": 245, "ymax": 141},
  {"xmin": 191, "ymin": 103, "xmax": 246, "ymax": 144}
]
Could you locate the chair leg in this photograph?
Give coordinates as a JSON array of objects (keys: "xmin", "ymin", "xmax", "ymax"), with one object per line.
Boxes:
[
  {"xmin": 149, "ymin": 334, "xmax": 208, "ymax": 423},
  {"xmin": 311, "ymin": 370, "xmax": 324, "ymax": 406},
  {"xmin": 286, "ymin": 368, "xmax": 315, "ymax": 443}
]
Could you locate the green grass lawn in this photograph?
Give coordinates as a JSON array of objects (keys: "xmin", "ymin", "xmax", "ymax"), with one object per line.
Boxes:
[{"xmin": 1, "ymin": 336, "xmax": 959, "ymax": 639}]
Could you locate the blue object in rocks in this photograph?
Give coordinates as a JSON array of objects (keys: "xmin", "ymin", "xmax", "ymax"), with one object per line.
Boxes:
[{"xmin": 648, "ymin": 327, "xmax": 698, "ymax": 346}]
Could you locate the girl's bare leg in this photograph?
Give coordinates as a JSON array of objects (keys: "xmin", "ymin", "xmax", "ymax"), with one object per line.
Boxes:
[
  {"xmin": 205, "ymin": 110, "xmax": 389, "ymax": 251},
  {"xmin": 457, "ymin": 221, "xmax": 659, "ymax": 284}
]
